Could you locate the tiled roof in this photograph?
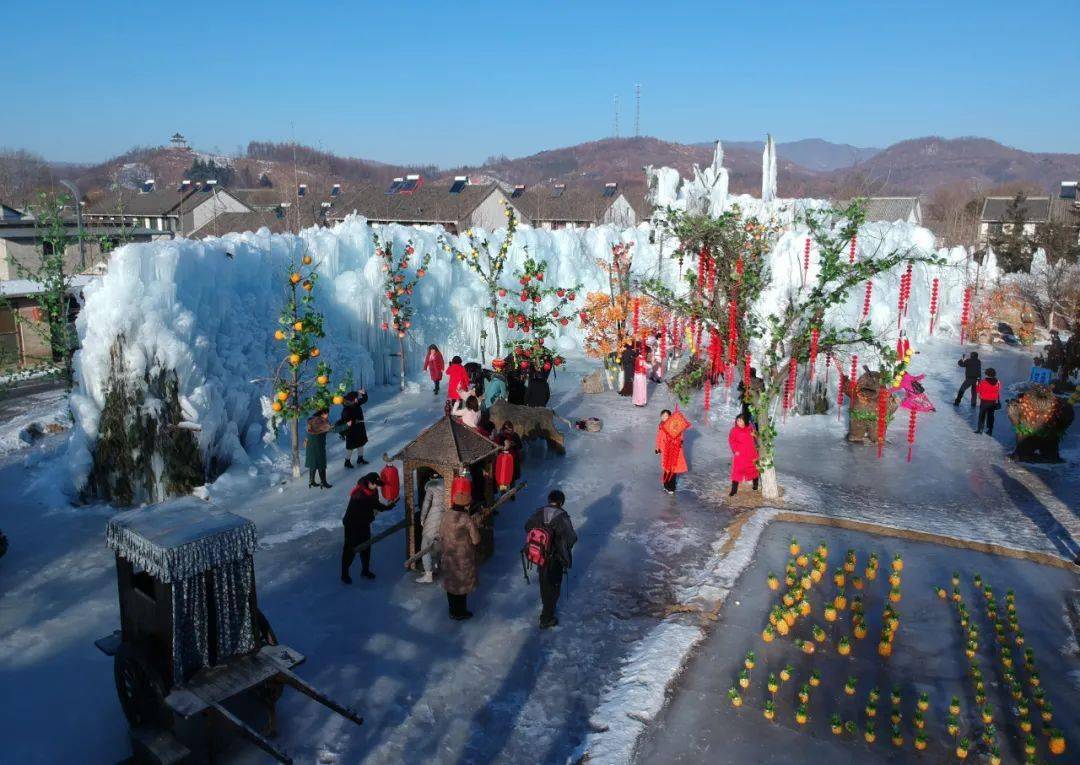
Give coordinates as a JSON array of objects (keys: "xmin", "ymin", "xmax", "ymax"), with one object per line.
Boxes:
[
  {"xmin": 859, "ymin": 197, "xmax": 920, "ymax": 223},
  {"xmin": 85, "ymin": 187, "xmax": 197, "ymax": 216},
  {"xmin": 328, "ymin": 181, "xmax": 499, "ymax": 225},
  {"xmin": 514, "ymin": 184, "xmax": 620, "ymax": 223},
  {"xmin": 392, "ymin": 416, "xmax": 500, "ymax": 467},
  {"xmin": 980, "ymin": 196, "xmax": 1051, "ymax": 223}
]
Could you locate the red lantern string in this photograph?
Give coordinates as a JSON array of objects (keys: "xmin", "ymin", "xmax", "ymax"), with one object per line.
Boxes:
[
  {"xmin": 727, "ymin": 299, "xmax": 738, "ymax": 364},
  {"xmin": 632, "ymin": 298, "xmax": 640, "ymax": 338},
  {"xmin": 808, "ymin": 327, "xmax": 820, "ymax": 381},
  {"xmin": 704, "ymin": 376, "xmax": 712, "ymax": 411},
  {"xmin": 876, "ymin": 386, "xmax": 888, "ymax": 459},
  {"xmin": 783, "ymin": 357, "xmax": 797, "ymax": 421},
  {"xmin": 695, "ymin": 320, "xmax": 704, "ymax": 358},
  {"xmin": 862, "ymin": 280, "xmax": 873, "ymax": 321},
  {"xmin": 902, "ymin": 262, "xmax": 913, "ymax": 317},
  {"xmin": 743, "ymin": 353, "xmax": 752, "ymax": 389},
  {"xmin": 697, "ymin": 247, "xmax": 708, "ymax": 301},
  {"xmin": 835, "ymin": 356, "xmax": 846, "ymax": 419},
  {"xmin": 960, "ymin": 286, "xmax": 972, "ymax": 344},
  {"xmin": 849, "ymin": 354, "xmax": 859, "ymax": 401},
  {"xmin": 906, "ymin": 409, "xmax": 917, "ymax": 463},
  {"xmin": 735, "ymin": 256, "xmax": 744, "ymax": 279},
  {"xmin": 660, "ymin": 322, "xmax": 667, "ymax": 362},
  {"xmin": 897, "ymin": 271, "xmax": 907, "ymax": 330},
  {"xmin": 928, "ymin": 277, "xmax": 940, "ymax": 335},
  {"xmin": 803, "ymin": 237, "xmax": 811, "ymax": 282},
  {"xmin": 849, "ymin": 235, "xmax": 857, "ymax": 265}
]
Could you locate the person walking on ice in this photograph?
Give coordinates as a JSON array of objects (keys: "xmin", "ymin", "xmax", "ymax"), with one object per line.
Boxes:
[
  {"xmin": 423, "ymin": 344, "xmax": 444, "ymax": 395},
  {"xmin": 341, "ymin": 472, "xmax": 397, "ymax": 583},
  {"xmin": 416, "ymin": 475, "xmax": 445, "ymax": 583},
  {"xmin": 655, "ymin": 409, "xmax": 689, "ymax": 494},
  {"xmin": 439, "ymin": 482, "xmax": 481, "ymax": 620},
  {"xmin": 338, "ymin": 389, "xmax": 369, "ymax": 468},
  {"xmin": 632, "ymin": 348, "xmax": 649, "ymax": 406},
  {"xmin": 953, "ymin": 351, "xmax": 982, "ymax": 407},
  {"xmin": 975, "ymin": 368, "xmax": 1002, "ymax": 435},
  {"xmin": 306, "ymin": 409, "xmax": 346, "ymax": 488},
  {"xmin": 728, "ymin": 414, "xmax": 760, "ymax": 496},
  {"xmin": 524, "ymin": 490, "xmax": 578, "ymax": 629}
]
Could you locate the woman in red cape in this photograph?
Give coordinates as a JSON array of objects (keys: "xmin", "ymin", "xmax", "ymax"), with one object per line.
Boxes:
[
  {"xmin": 728, "ymin": 414, "xmax": 760, "ymax": 496},
  {"xmin": 423, "ymin": 344, "xmax": 445, "ymax": 395},
  {"xmin": 655, "ymin": 409, "xmax": 689, "ymax": 494}
]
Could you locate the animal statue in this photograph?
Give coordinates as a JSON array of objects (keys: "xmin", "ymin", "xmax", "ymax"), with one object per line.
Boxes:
[
  {"xmin": 1006, "ymin": 384, "xmax": 1075, "ymax": 462},
  {"xmin": 488, "ymin": 400, "xmax": 565, "ymax": 455},
  {"xmin": 845, "ymin": 370, "xmax": 899, "ymax": 444}
]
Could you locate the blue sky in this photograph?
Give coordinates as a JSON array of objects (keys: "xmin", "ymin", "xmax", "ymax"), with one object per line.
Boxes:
[{"xmin": 5, "ymin": 0, "xmax": 1078, "ymax": 165}]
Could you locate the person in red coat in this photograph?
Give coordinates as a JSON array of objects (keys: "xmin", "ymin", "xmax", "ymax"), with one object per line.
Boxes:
[
  {"xmin": 444, "ymin": 355, "xmax": 470, "ymax": 402},
  {"xmin": 975, "ymin": 367, "xmax": 1002, "ymax": 436},
  {"xmin": 655, "ymin": 409, "xmax": 688, "ymax": 494},
  {"xmin": 728, "ymin": 414, "xmax": 760, "ymax": 496},
  {"xmin": 423, "ymin": 344, "xmax": 445, "ymax": 395}
]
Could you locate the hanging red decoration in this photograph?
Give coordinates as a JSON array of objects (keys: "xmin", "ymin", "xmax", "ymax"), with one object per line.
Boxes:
[
  {"xmin": 862, "ymin": 280, "xmax": 873, "ymax": 321},
  {"xmin": 849, "ymin": 354, "xmax": 859, "ymax": 400},
  {"xmin": 632, "ymin": 298, "xmax": 640, "ymax": 338},
  {"xmin": 835, "ymin": 356, "xmax": 846, "ymax": 418},
  {"xmin": 697, "ymin": 247, "xmax": 708, "ymax": 300},
  {"xmin": 660, "ymin": 322, "xmax": 667, "ymax": 362},
  {"xmin": 727, "ymin": 299, "xmax": 738, "ymax": 364},
  {"xmin": 743, "ymin": 353, "xmax": 752, "ymax": 390},
  {"xmin": 694, "ymin": 320, "xmax": 704, "ymax": 358},
  {"xmin": 903, "ymin": 262, "xmax": 913, "ymax": 317},
  {"xmin": 906, "ymin": 409, "xmax": 918, "ymax": 463},
  {"xmin": 783, "ymin": 357, "xmax": 797, "ymax": 420},
  {"xmin": 928, "ymin": 277, "xmax": 940, "ymax": 335},
  {"xmin": 876, "ymin": 387, "xmax": 888, "ymax": 459},
  {"xmin": 849, "ymin": 235, "xmax": 857, "ymax": 265},
  {"xmin": 735, "ymin": 256, "xmax": 744, "ymax": 279},
  {"xmin": 960, "ymin": 286, "xmax": 972, "ymax": 344},
  {"xmin": 803, "ymin": 237, "xmax": 811, "ymax": 282},
  {"xmin": 674, "ymin": 317, "xmax": 682, "ymax": 351},
  {"xmin": 808, "ymin": 327, "xmax": 820, "ymax": 381},
  {"xmin": 704, "ymin": 375, "xmax": 712, "ymax": 411},
  {"xmin": 897, "ymin": 271, "xmax": 907, "ymax": 329}
]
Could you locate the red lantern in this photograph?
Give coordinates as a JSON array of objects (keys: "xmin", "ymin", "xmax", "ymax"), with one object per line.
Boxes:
[
  {"xmin": 727, "ymin": 299, "xmax": 738, "ymax": 364},
  {"xmin": 862, "ymin": 280, "xmax": 873, "ymax": 321},
  {"xmin": 849, "ymin": 235, "xmax": 857, "ymax": 265},
  {"xmin": 660, "ymin": 323, "xmax": 667, "ymax": 362},
  {"xmin": 928, "ymin": 277, "xmax": 940, "ymax": 335},
  {"xmin": 519, "ymin": 360, "xmax": 529, "ymax": 369},
  {"xmin": 808, "ymin": 327, "xmax": 820, "ymax": 381},
  {"xmin": 704, "ymin": 375, "xmax": 712, "ymax": 411},
  {"xmin": 876, "ymin": 386, "xmax": 888, "ymax": 459},
  {"xmin": 906, "ymin": 409, "xmax": 918, "ymax": 463},
  {"xmin": 803, "ymin": 237, "xmax": 811, "ymax": 282},
  {"xmin": 836, "ymin": 356, "xmax": 846, "ymax": 418},
  {"xmin": 960, "ymin": 286, "xmax": 972, "ymax": 344},
  {"xmin": 735, "ymin": 256, "xmax": 744, "ymax": 280},
  {"xmin": 499, "ymin": 288, "xmax": 507, "ymax": 297},
  {"xmin": 783, "ymin": 357, "xmax": 797, "ymax": 420},
  {"xmin": 380, "ymin": 321, "xmax": 389, "ymax": 331},
  {"xmin": 495, "ymin": 451, "xmax": 514, "ymax": 490},
  {"xmin": 380, "ymin": 463, "xmax": 400, "ymax": 503},
  {"xmin": 632, "ymin": 298, "xmax": 640, "ymax": 337},
  {"xmin": 451, "ymin": 474, "xmax": 473, "ymax": 506},
  {"xmin": 849, "ymin": 354, "xmax": 859, "ymax": 401}
]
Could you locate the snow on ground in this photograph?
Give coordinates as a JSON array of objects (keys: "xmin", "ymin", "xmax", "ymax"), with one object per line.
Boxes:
[
  {"xmin": 0, "ymin": 383, "xmax": 70, "ymax": 456},
  {"xmin": 2, "ymin": 337, "xmax": 1076, "ymax": 765}
]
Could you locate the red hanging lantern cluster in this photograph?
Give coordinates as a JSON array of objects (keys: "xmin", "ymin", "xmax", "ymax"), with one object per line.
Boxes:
[
  {"xmin": 697, "ymin": 247, "xmax": 710, "ymax": 300},
  {"xmin": 632, "ymin": 298, "xmax": 640, "ymax": 338},
  {"xmin": 673, "ymin": 317, "xmax": 682, "ymax": 351},
  {"xmin": 835, "ymin": 355, "xmax": 846, "ymax": 418},
  {"xmin": 727, "ymin": 299, "xmax": 738, "ymax": 364},
  {"xmin": 876, "ymin": 387, "xmax": 888, "ymax": 459},
  {"xmin": 861, "ymin": 280, "xmax": 873, "ymax": 321},
  {"xmin": 849, "ymin": 235, "xmax": 857, "ymax": 265},
  {"xmin": 808, "ymin": 327, "xmax": 820, "ymax": 381},
  {"xmin": 743, "ymin": 353, "xmax": 752, "ymax": 389},
  {"xmin": 849, "ymin": 354, "xmax": 859, "ymax": 400},
  {"xmin": 783, "ymin": 357, "xmax": 797, "ymax": 420},
  {"xmin": 704, "ymin": 375, "xmax": 712, "ymax": 411},
  {"xmin": 906, "ymin": 409, "xmax": 918, "ymax": 463},
  {"xmin": 802, "ymin": 237, "xmax": 811, "ymax": 282},
  {"xmin": 695, "ymin": 319, "xmax": 704, "ymax": 358},
  {"xmin": 659, "ymin": 322, "xmax": 667, "ymax": 362},
  {"xmin": 928, "ymin": 277, "xmax": 940, "ymax": 335},
  {"xmin": 960, "ymin": 286, "xmax": 972, "ymax": 344},
  {"xmin": 902, "ymin": 262, "xmax": 913, "ymax": 317}
]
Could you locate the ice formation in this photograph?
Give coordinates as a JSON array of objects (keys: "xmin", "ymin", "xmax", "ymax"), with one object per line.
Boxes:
[
  {"xmin": 761, "ymin": 133, "xmax": 778, "ymax": 203},
  {"xmin": 69, "ymin": 146, "xmax": 968, "ymax": 499}
]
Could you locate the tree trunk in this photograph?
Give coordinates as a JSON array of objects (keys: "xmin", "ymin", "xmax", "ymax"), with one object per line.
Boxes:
[
  {"xmin": 398, "ymin": 335, "xmax": 406, "ymax": 391},
  {"xmin": 290, "ymin": 417, "xmax": 300, "ymax": 478},
  {"xmin": 759, "ymin": 466, "xmax": 781, "ymax": 500},
  {"xmin": 755, "ymin": 400, "xmax": 782, "ymax": 501}
]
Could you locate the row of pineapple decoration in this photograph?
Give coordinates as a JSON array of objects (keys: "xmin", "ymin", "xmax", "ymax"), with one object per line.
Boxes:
[
  {"xmin": 731, "ymin": 537, "xmax": 1067, "ymax": 760},
  {"xmin": 935, "ymin": 572, "xmax": 1066, "ymax": 759}
]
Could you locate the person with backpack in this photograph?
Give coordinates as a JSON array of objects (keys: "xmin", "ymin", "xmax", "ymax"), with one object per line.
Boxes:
[
  {"xmin": 439, "ymin": 486, "xmax": 481, "ymax": 620},
  {"xmin": 341, "ymin": 472, "xmax": 396, "ymax": 583},
  {"xmin": 953, "ymin": 351, "xmax": 982, "ymax": 407},
  {"xmin": 975, "ymin": 368, "xmax": 1002, "ymax": 435},
  {"xmin": 523, "ymin": 489, "xmax": 578, "ymax": 629}
]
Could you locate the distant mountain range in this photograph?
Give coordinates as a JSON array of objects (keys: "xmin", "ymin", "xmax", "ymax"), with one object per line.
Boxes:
[{"xmin": 2, "ymin": 136, "xmax": 1078, "ymax": 210}]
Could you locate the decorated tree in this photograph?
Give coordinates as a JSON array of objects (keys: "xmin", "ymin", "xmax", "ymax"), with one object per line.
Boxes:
[
  {"xmin": 438, "ymin": 203, "xmax": 517, "ymax": 362},
  {"xmin": 502, "ymin": 254, "xmax": 581, "ymax": 373},
  {"xmin": 270, "ymin": 246, "xmax": 343, "ymax": 477},
  {"xmin": 647, "ymin": 202, "xmax": 942, "ymax": 499},
  {"xmin": 582, "ymin": 241, "xmax": 666, "ymax": 385},
  {"xmin": 375, "ymin": 235, "xmax": 432, "ymax": 390}
]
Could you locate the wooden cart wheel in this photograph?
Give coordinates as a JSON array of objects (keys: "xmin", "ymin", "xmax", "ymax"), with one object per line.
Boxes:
[
  {"xmin": 256, "ymin": 608, "xmax": 278, "ymax": 647},
  {"xmin": 113, "ymin": 642, "xmax": 173, "ymax": 730},
  {"xmin": 253, "ymin": 608, "xmax": 284, "ymax": 735}
]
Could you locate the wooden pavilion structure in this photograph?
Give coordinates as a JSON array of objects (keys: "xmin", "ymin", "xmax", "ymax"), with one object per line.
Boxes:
[{"xmin": 390, "ymin": 416, "xmax": 502, "ymax": 569}]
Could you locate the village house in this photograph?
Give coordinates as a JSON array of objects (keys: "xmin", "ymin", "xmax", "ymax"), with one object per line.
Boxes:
[
  {"xmin": 85, "ymin": 179, "xmax": 249, "ymax": 238},
  {"xmin": 856, "ymin": 197, "xmax": 923, "ymax": 226},
  {"xmin": 513, "ymin": 182, "xmax": 641, "ymax": 229}
]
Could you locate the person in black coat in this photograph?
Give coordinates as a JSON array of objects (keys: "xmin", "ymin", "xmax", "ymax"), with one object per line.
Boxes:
[
  {"xmin": 524, "ymin": 489, "xmax": 578, "ymax": 629},
  {"xmin": 618, "ymin": 341, "xmax": 637, "ymax": 396},
  {"xmin": 525, "ymin": 361, "xmax": 551, "ymax": 408},
  {"xmin": 338, "ymin": 389, "xmax": 369, "ymax": 468},
  {"xmin": 953, "ymin": 352, "xmax": 982, "ymax": 407},
  {"xmin": 506, "ymin": 356, "xmax": 528, "ymax": 405},
  {"xmin": 341, "ymin": 472, "xmax": 396, "ymax": 583}
]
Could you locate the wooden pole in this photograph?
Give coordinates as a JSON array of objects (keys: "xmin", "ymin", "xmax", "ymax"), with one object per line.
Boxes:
[
  {"xmin": 401, "ymin": 481, "xmax": 528, "ymax": 568},
  {"xmin": 352, "ymin": 517, "xmax": 409, "ymax": 555}
]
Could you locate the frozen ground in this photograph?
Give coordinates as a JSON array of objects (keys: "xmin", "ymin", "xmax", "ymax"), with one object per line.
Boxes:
[
  {"xmin": 635, "ymin": 521, "xmax": 1080, "ymax": 764},
  {"xmin": 0, "ymin": 340, "xmax": 1077, "ymax": 764},
  {"xmin": 0, "ymin": 383, "xmax": 69, "ymax": 456}
]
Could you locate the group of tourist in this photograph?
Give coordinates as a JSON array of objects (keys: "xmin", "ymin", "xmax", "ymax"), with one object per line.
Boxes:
[{"xmin": 953, "ymin": 351, "xmax": 1002, "ymax": 435}]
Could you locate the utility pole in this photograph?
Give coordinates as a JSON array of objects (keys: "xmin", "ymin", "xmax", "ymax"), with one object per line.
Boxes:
[
  {"xmin": 634, "ymin": 83, "xmax": 641, "ymax": 138},
  {"xmin": 613, "ymin": 95, "xmax": 620, "ymax": 138}
]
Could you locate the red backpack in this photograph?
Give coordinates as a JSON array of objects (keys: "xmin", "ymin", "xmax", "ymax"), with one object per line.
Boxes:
[{"xmin": 521, "ymin": 521, "xmax": 554, "ymax": 582}]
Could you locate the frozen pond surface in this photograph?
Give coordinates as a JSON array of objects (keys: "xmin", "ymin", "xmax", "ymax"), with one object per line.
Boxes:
[{"xmin": 635, "ymin": 520, "xmax": 1080, "ymax": 764}]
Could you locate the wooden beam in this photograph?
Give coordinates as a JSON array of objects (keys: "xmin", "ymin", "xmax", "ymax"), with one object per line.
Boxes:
[
  {"xmin": 209, "ymin": 701, "xmax": 292, "ymax": 764},
  {"xmin": 352, "ymin": 518, "xmax": 409, "ymax": 555},
  {"xmin": 278, "ymin": 668, "xmax": 364, "ymax": 727}
]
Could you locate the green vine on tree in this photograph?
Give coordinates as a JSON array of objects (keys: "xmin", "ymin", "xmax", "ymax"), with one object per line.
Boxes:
[{"xmin": 438, "ymin": 203, "xmax": 517, "ymax": 362}]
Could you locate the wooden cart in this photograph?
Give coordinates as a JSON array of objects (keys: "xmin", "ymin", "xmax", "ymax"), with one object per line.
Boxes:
[
  {"xmin": 389, "ymin": 416, "xmax": 503, "ymax": 569},
  {"xmin": 95, "ymin": 501, "xmax": 362, "ymax": 764}
]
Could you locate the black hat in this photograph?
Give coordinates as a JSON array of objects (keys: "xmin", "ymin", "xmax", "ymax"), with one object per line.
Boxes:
[{"xmin": 361, "ymin": 472, "xmax": 383, "ymax": 486}]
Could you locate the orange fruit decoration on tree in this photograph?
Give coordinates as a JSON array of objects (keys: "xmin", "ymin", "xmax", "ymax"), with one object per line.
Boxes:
[
  {"xmin": 310, "ymin": 348, "xmax": 320, "ymax": 357},
  {"xmin": 302, "ymin": 255, "xmax": 313, "ymax": 265},
  {"xmin": 290, "ymin": 273, "xmax": 301, "ymax": 284},
  {"xmin": 316, "ymin": 375, "xmax": 329, "ymax": 385},
  {"xmin": 289, "ymin": 353, "xmax": 301, "ymax": 365},
  {"xmin": 332, "ymin": 394, "xmax": 344, "ymax": 406},
  {"xmin": 293, "ymin": 321, "xmax": 304, "ymax": 331},
  {"xmin": 274, "ymin": 329, "xmax": 285, "ymax": 340},
  {"xmin": 271, "ymin": 401, "xmax": 282, "ymax": 412}
]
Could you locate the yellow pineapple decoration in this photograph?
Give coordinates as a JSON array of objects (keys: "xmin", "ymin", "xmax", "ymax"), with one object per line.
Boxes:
[
  {"xmin": 914, "ymin": 731, "xmax": 927, "ymax": 750},
  {"xmin": 766, "ymin": 673, "xmax": 779, "ymax": 694},
  {"xmin": 837, "ymin": 636, "xmax": 852, "ymax": 656},
  {"xmin": 823, "ymin": 604, "xmax": 838, "ymax": 622},
  {"xmin": 761, "ymin": 625, "xmax": 775, "ymax": 643},
  {"xmin": 891, "ymin": 553, "xmax": 903, "ymax": 572},
  {"xmin": 795, "ymin": 705, "xmax": 808, "ymax": 725},
  {"xmin": 833, "ymin": 569, "xmax": 845, "ymax": 588},
  {"xmin": 767, "ymin": 572, "xmax": 779, "ymax": 590},
  {"xmin": 728, "ymin": 687, "xmax": 742, "ymax": 707},
  {"xmin": 763, "ymin": 700, "xmax": 776, "ymax": 721},
  {"xmin": 1049, "ymin": 730, "xmax": 1066, "ymax": 756},
  {"xmin": 789, "ymin": 538, "xmax": 800, "ymax": 556},
  {"xmin": 956, "ymin": 737, "xmax": 970, "ymax": 760}
]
